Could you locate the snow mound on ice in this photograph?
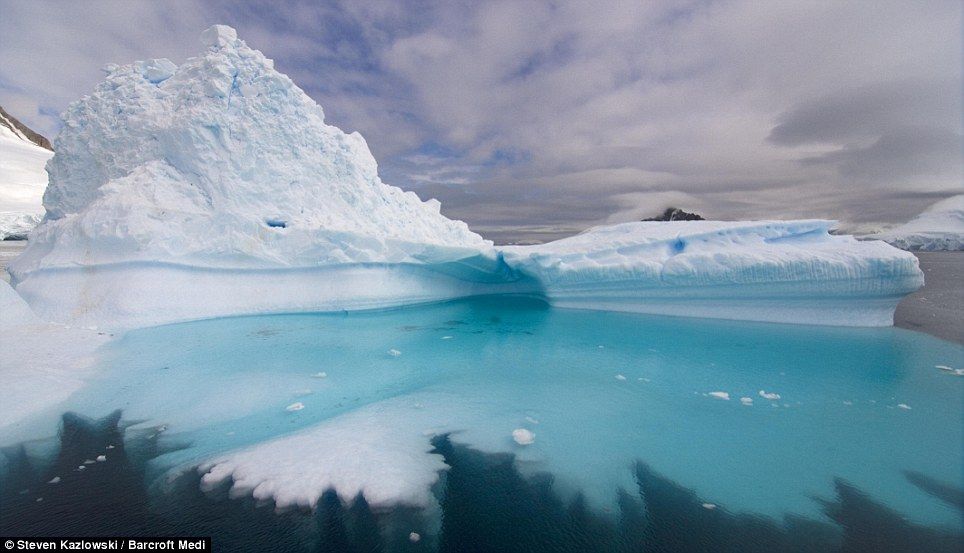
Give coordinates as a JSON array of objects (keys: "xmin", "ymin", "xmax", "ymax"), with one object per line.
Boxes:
[
  {"xmin": 16, "ymin": 24, "xmax": 486, "ymax": 274},
  {"xmin": 502, "ymin": 220, "xmax": 922, "ymax": 326},
  {"xmin": 869, "ymin": 195, "xmax": 964, "ymax": 251}
]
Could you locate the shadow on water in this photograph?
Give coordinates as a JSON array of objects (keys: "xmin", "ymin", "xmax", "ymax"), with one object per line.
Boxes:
[{"xmin": 1, "ymin": 413, "xmax": 961, "ymax": 553}]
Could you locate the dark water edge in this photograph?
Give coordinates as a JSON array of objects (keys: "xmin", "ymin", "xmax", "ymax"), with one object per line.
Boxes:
[{"xmin": 1, "ymin": 412, "xmax": 962, "ymax": 552}]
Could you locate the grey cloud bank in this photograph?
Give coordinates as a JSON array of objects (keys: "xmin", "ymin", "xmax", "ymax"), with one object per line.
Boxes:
[{"xmin": 0, "ymin": 0, "xmax": 960, "ymax": 242}]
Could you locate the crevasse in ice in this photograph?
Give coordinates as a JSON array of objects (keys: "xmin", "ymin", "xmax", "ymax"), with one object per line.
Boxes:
[{"xmin": 8, "ymin": 25, "xmax": 923, "ymax": 329}]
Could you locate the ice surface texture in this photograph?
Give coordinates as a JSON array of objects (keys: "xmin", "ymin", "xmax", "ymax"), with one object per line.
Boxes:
[
  {"xmin": 9, "ymin": 26, "xmax": 922, "ymax": 329},
  {"xmin": 870, "ymin": 195, "xmax": 964, "ymax": 251}
]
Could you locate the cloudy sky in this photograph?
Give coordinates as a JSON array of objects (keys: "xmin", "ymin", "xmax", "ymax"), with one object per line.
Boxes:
[{"xmin": 1, "ymin": 0, "xmax": 960, "ymax": 240}]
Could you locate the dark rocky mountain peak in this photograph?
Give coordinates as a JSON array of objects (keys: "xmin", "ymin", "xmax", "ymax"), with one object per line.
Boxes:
[
  {"xmin": 0, "ymin": 105, "xmax": 52, "ymax": 150},
  {"xmin": 643, "ymin": 207, "xmax": 705, "ymax": 221}
]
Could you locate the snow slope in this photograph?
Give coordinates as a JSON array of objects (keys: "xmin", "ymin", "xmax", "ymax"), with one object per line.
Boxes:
[
  {"xmin": 0, "ymin": 118, "xmax": 52, "ymax": 239},
  {"xmin": 869, "ymin": 195, "xmax": 964, "ymax": 251},
  {"xmin": 8, "ymin": 26, "xmax": 922, "ymax": 330}
]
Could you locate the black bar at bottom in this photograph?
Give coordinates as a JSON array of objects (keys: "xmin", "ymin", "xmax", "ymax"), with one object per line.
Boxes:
[{"xmin": 2, "ymin": 538, "xmax": 211, "ymax": 552}]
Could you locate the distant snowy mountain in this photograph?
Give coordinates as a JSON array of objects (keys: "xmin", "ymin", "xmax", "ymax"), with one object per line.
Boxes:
[
  {"xmin": 868, "ymin": 195, "xmax": 964, "ymax": 251},
  {"xmin": 0, "ymin": 106, "xmax": 52, "ymax": 240},
  {"xmin": 0, "ymin": 106, "xmax": 52, "ymax": 151}
]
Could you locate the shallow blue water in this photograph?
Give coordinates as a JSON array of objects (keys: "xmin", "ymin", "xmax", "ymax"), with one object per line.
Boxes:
[{"xmin": 4, "ymin": 296, "xmax": 963, "ymax": 545}]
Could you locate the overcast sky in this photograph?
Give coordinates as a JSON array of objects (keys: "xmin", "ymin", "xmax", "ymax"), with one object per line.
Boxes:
[{"xmin": 1, "ymin": 0, "xmax": 960, "ymax": 240}]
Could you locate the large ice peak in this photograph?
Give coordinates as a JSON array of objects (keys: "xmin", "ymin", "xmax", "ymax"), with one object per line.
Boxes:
[
  {"xmin": 29, "ymin": 25, "xmax": 486, "ymax": 274},
  {"xmin": 200, "ymin": 24, "xmax": 239, "ymax": 49}
]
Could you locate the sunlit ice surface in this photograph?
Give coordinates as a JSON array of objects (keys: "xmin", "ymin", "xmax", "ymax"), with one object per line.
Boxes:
[{"xmin": 6, "ymin": 296, "xmax": 962, "ymax": 533}]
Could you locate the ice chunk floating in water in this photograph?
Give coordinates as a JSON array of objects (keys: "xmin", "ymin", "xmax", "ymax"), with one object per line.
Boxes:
[{"xmin": 8, "ymin": 25, "xmax": 921, "ymax": 330}]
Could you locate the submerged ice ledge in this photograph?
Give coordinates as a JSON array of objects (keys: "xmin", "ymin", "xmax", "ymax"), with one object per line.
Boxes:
[{"xmin": 5, "ymin": 25, "xmax": 922, "ymax": 330}]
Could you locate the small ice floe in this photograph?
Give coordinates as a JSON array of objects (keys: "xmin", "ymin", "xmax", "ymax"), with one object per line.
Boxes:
[
  {"xmin": 598, "ymin": 345, "xmax": 605, "ymax": 349},
  {"xmin": 843, "ymin": 401, "xmax": 853, "ymax": 406},
  {"xmin": 48, "ymin": 477, "xmax": 61, "ymax": 485},
  {"xmin": 897, "ymin": 403, "xmax": 912, "ymax": 410},
  {"xmin": 106, "ymin": 444, "xmax": 115, "ymax": 449},
  {"xmin": 441, "ymin": 336, "xmax": 453, "ymax": 340},
  {"xmin": 285, "ymin": 402, "xmax": 305, "ymax": 412},
  {"xmin": 525, "ymin": 416, "xmax": 540, "ymax": 425},
  {"xmin": 387, "ymin": 349, "xmax": 402, "ymax": 357},
  {"xmin": 76, "ymin": 466, "xmax": 86, "ymax": 471},
  {"xmin": 36, "ymin": 497, "xmax": 43, "ymax": 503},
  {"xmin": 936, "ymin": 365, "xmax": 964, "ymax": 376},
  {"xmin": 157, "ymin": 425, "xmax": 168, "ymax": 433},
  {"xmin": 312, "ymin": 372, "xmax": 328, "ymax": 378},
  {"xmin": 739, "ymin": 397, "xmax": 753, "ymax": 406},
  {"xmin": 293, "ymin": 389, "xmax": 313, "ymax": 397},
  {"xmin": 409, "ymin": 532, "xmax": 421, "ymax": 543},
  {"xmin": 615, "ymin": 374, "xmax": 627, "ymax": 381},
  {"xmin": 708, "ymin": 391, "xmax": 730, "ymax": 401},
  {"xmin": 758, "ymin": 390, "xmax": 781, "ymax": 400},
  {"xmin": 512, "ymin": 428, "xmax": 535, "ymax": 445},
  {"xmin": 83, "ymin": 459, "xmax": 96, "ymax": 465},
  {"xmin": 702, "ymin": 503, "xmax": 717, "ymax": 510},
  {"xmin": 637, "ymin": 377, "xmax": 650, "ymax": 382},
  {"xmin": 96, "ymin": 455, "xmax": 107, "ymax": 462}
]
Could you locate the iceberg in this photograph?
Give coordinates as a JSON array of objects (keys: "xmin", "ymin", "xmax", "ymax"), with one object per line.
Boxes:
[
  {"xmin": 8, "ymin": 25, "xmax": 922, "ymax": 330},
  {"xmin": 868, "ymin": 195, "xmax": 964, "ymax": 251},
  {"xmin": 502, "ymin": 220, "xmax": 923, "ymax": 326}
]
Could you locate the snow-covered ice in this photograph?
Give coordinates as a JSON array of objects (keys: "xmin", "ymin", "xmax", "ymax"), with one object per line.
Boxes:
[
  {"xmin": 758, "ymin": 390, "xmax": 781, "ymax": 400},
  {"xmin": 0, "ymin": 280, "xmax": 109, "ymax": 440},
  {"xmin": 708, "ymin": 391, "xmax": 730, "ymax": 400},
  {"xmin": 501, "ymin": 220, "xmax": 923, "ymax": 327},
  {"xmin": 7, "ymin": 26, "xmax": 922, "ymax": 330},
  {"xmin": 868, "ymin": 195, "xmax": 964, "ymax": 251}
]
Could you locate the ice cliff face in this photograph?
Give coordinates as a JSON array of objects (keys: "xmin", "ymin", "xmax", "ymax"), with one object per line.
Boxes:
[{"xmin": 8, "ymin": 26, "xmax": 923, "ymax": 330}]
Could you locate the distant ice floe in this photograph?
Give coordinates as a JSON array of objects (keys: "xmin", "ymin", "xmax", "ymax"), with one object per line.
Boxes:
[
  {"xmin": 897, "ymin": 404, "xmax": 912, "ymax": 410},
  {"xmin": 758, "ymin": 390, "xmax": 781, "ymax": 400},
  {"xmin": 285, "ymin": 402, "xmax": 305, "ymax": 412},
  {"xmin": 388, "ymin": 349, "xmax": 402, "ymax": 357},
  {"xmin": 708, "ymin": 392, "xmax": 730, "ymax": 401},
  {"xmin": 615, "ymin": 374, "xmax": 627, "ymax": 381},
  {"xmin": 740, "ymin": 397, "xmax": 753, "ymax": 406}
]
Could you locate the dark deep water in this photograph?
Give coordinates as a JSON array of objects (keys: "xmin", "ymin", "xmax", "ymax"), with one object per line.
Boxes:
[{"xmin": 1, "ymin": 410, "xmax": 961, "ymax": 552}]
